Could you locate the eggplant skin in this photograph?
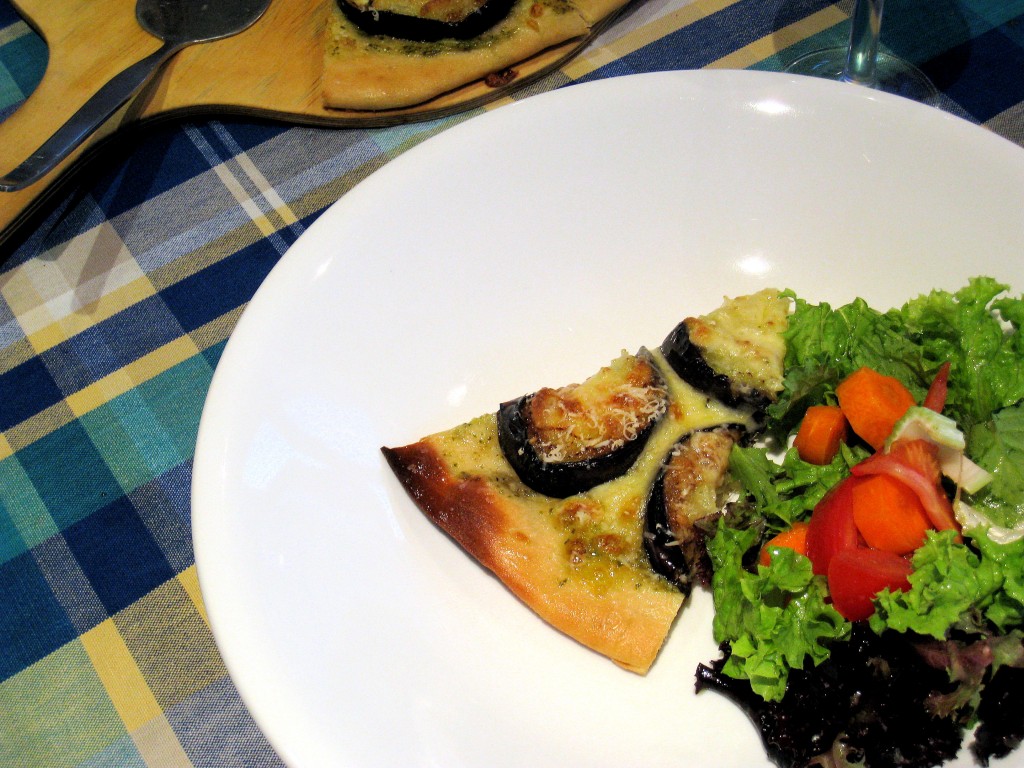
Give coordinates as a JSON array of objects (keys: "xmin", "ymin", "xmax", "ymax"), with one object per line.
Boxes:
[
  {"xmin": 660, "ymin": 321, "xmax": 773, "ymax": 413},
  {"xmin": 660, "ymin": 289, "xmax": 789, "ymax": 414},
  {"xmin": 644, "ymin": 426, "xmax": 742, "ymax": 591},
  {"xmin": 496, "ymin": 350, "xmax": 669, "ymax": 498},
  {"xmin": 335, "ymin": 0, "xmax": 516, "ymax": 41},
  {"xmin": 643, "ymin": 469, "xmax": 691, "ymax": 591},
  {"xmin": 497, "ymin": 395, "xmax": 660, "ymax": 498}
]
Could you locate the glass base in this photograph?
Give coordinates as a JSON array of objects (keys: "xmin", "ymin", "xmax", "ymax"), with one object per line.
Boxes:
[{"xmin": 786, "ymin": 46, "xmax": 939, "ymax": 104}]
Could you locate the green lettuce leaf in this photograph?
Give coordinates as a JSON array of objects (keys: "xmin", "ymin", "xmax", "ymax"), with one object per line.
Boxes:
[
  {"xmin": 871, "ymin": 529, "xmax": 1024, "ymax": 639},
  {"xmin": 768, "ymin": 295, "xmax": 930, "ymax": 434},
  {"xmin": 713, "ymin": 277, "xmax": 1024, "ymax": 703},
  {"xmin": 971, "ymin": 532, "xmax": 1024, "ymax": 631},
  {"xmin": 772, "ymin": 277, "xmax": 1024, "ymax": 439},
  {"xmin": 900, "ymin": 277, "xmax": 1024, "ymax": 433},
  {"xmin": 727, "ymin": 444, "xmax": 867, "ymax": 534},
  {"xmin": 967, "ymin": 402, "xmax": 1024, "ymax": 528},
  {"xmin": 870, "ymin": 531, "xmax": 1005, "ymax": 638},
  {"xmin": 708, "ymin": 524, "xmax": 850, "ymax": 702}
]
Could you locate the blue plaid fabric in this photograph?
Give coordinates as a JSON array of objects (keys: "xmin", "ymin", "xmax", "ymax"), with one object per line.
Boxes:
[{"xmin": 2, "ymin": 0, "xmax": 1024, "ymax": 764}]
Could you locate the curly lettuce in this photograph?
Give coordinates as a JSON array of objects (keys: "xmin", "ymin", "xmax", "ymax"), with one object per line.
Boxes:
[
  {"xmin": 710, "ymin": 276, "xmax": 1024, "ymax": 696},
  {"xmin": 702, "ymin": 277, "xmax": 1024, "ymax": 768},
  {"xmin": 771, "ymin": 277, "xmax": 1024, "ymax": 437},
  {"xmin": 726, "ymin": 443, "xmax": 866, "ymax": 533},
  {"xmin": 870, "ymin": 530, "xmax": 1013, "ymax": 638},
  {"xmin": 707, "ymin": 524, "xmax": 850, "ymax": 702}
]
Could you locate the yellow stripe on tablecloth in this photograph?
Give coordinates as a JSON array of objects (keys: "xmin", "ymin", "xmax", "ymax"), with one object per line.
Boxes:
[
  {"xmin": 1, "ymin": 222, "xmax": 147, "ymax": 344},
  {"xmin": 0, "ymin": 18, "xmax": 31, "ymax": 46},
  {"xmin": 206, "ymin": 121, "xmax": 302, "ymax": 232},
  {"xmin": 80, "ymin": 619, "xmax": 163, "ymax": 731},
  {"xmin": 64, "ymin": 336, "xmax": 201, "ymax": 418},
  {"xmin": 190, "ymin": 304, "xmax": 246, "ymax": 354},
  {"xmin": 561, "ymin": 0, "xmax": 848, "ymax": 79},
  {"xmin": 132, "ymin": 715, "xmax": 195, "ymax": 768},
  {"xmin": 232, "ymin": 153, "xmax": 301, "ymax": 228},
  {"xmin": 81, "ymin": 620, "xmax": 195, "ymax": 767},
  {"xmin": 0, "ymin": 337, "xmax": 38, "ymax": 377},
  {"xmin": 23, "ymin": 276, "xmax": 158, "ymax": 356},
  {"xmin": 707, "ymin": 4, "xmax": 848, "ymax": 68},
  {"xmin": 210, "ymin": 162, "xmax": 280, "ymax": 238},
  {"xmin": 179, "ymin": 123, "xmax": 283, "ymax": 239},
  {"xmin": 177, "ymin": 565, "xmax": 209, "ymax": 627},
  {"xmin": 4, "ymin": 401, "xmax": 77, "ymax": 454},
  {"xmin": 2, "ymin": 306, "xmax": 242, "ymax": 454}
]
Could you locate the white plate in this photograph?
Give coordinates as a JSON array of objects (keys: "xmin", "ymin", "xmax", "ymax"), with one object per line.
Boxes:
[{"xmin": 192, "ymin": 70, "xmax": 1024, "ymax": 768}]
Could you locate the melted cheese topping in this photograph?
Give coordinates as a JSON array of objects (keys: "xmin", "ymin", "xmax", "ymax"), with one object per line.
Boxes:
[
  {"xmin": 527, "ymin": 351, "xmax": 668, "ymax": 463},
  {"xmin": 685, "ymin": 288, "xmax": 789, "ymax": 396},
  {"xmin": 398, "ymin": 291, "xmax": 792, "ymax": 675},
  {"xmin": 435, "ymin": 348, "xmax": 759, "ymax": 595}
]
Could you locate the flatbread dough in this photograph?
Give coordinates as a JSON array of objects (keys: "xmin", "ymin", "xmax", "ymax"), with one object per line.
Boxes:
[{"xmin": 322, "ymin": 0, "xmax": 619, "ymax": 110}]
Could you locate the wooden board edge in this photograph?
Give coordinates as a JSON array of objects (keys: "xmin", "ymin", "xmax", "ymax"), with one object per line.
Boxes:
[{"xmin": 0, "ymin": 2, "xmax": 631, "ymax": 253}]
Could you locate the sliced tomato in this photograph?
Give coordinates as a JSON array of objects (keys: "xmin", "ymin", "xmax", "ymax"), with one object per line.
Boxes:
[
  {"xmin": 805, "ymin": 476, "xmax": 865, "ymax": 577},
  {"xmin": 827, "ymin": 548, "xmax": 913, "ymax": 621},
  {"xmin": 851, "ymin": 445, "xmax": 960, "ymax": 536},
  {"xmin": 923, "ymin": 361, "xmax": 952, "ymax": 413}
]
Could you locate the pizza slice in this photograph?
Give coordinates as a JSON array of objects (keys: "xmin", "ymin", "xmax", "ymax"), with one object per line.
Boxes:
[
  {"xmin": 322, "ymin": 0, "xmax": 629, "ymax": 111},
  {"xmin": 382, "ymin": 289, "xmax": 790, "ymax": 673}
]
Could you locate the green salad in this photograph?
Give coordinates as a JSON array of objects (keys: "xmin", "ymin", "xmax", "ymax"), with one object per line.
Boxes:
[{"xmin": 697, "ymin": 277, "xmax": 1024, "ymax": 768}]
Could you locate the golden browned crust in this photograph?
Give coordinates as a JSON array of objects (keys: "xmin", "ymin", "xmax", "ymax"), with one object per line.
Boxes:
[
  {"xmin": 382, "ymin": 436, "xmax": 683, "ymax": 674},
  {"xmin": 382, "ymin": 441, "xmax": 505, "ymax": 567}
]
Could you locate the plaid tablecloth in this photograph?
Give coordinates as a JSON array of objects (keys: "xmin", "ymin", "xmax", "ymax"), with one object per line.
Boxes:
[{"xmin": 3, "ymin": 0, "xmax": 1024, "ymax": 765}]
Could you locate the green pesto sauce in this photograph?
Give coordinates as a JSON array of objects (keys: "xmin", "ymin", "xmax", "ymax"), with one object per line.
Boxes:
[{"xmin": 390, "ymin": 29, "xmax": 513, "ymax": 56}]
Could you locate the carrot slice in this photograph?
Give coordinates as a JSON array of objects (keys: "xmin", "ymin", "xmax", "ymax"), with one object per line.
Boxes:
[
  {"xmin": 851, "ymin": 474, "xmax": 931, "ymax": 554},
  {"xmin": 758, "ymin": 521, "xmax": 810, "ymax": 567},
  {"xmin": 793, "ymin": 405, "xmax": 848, "ymax": 465},
  {"xmin": 851, "ymin": 451, "xmax": 960, "ymax": 538},
  {"xmin": 835, "ymin": 367, "xmax": 916, "ymax": 450}
]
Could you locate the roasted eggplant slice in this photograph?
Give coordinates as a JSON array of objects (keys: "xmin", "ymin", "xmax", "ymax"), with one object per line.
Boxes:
[
  {"xmin": 336, "ymin": 0, "xmax": 516, "ymax": 41},
  {"xmin": 497, "ymin": 351, "xmax": 669, "ymax": 498},
  {"xmin": 661, "ymin": 289, "xmax": 789, "ymax": 412},
  {"xmin": 644, "ymin": 425, "xmax": 742, "ymax": 591}
]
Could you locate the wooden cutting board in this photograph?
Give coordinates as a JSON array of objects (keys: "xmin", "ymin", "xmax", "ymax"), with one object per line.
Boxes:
[{"xmin": 0, "ymin": 0, "xmax": 602, "ymax": 250}]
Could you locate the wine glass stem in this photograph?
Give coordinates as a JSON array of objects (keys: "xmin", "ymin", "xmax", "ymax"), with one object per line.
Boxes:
[{"xmin": 842, "ymin": 0, "xmax": 884, "ymax": 86}]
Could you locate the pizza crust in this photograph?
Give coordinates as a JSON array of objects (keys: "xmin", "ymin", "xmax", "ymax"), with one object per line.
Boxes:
[
  {"xmin": 322, "ymin": 0, "xmax": 596, "ymax": 110},
  {"xmin": 383, "ymin": 415, "xmax": 685, "ymax": 674}
]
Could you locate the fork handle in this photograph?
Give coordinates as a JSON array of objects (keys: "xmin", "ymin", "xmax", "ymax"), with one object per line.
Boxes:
[{"xmin": 0, "ymin": 40, "xmax": 178, "ymax": 193}]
